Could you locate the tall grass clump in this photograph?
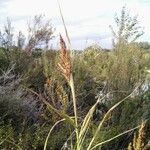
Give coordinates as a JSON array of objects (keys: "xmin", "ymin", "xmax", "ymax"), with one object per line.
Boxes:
[
  {"xmin": 42, "ymin": 3, "xmax": 147, "ymax": 150},
  {"xmin": 43, "ymin": 35, "xmax": 142, "ymax": 150}
]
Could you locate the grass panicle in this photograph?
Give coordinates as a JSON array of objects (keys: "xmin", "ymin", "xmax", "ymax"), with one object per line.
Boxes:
[{"xmin": 57, "ymin": 34, "xmax": 71, "ymax": 82}]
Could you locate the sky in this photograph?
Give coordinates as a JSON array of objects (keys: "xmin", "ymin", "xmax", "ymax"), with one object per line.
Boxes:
[{"xmin": 0, "ymin": 0, "xmax": 150, "ymax": 49}]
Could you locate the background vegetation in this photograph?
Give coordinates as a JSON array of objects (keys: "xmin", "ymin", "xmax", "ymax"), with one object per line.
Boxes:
[{"xmin": 0, "ymin": 6, "xmax": 150, "ymax": 150}]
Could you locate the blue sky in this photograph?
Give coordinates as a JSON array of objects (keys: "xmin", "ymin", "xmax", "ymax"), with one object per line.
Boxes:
[{"xmin": 0, "ymin": 0, "xmax": 150, "ymax": 49}]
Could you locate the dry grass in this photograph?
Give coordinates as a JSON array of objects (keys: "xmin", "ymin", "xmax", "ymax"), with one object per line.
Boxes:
[{"xmin": 57, "ymin": 34, "xmax": 71, "ymax": 82}]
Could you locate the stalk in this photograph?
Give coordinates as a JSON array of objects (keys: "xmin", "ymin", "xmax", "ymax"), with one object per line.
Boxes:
[{"xmin": 69, "ymin": 74, "xmax": 79, "ymax": 150}]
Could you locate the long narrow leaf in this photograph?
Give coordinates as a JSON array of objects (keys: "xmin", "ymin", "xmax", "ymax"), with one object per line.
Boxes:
[
  {"xmin": 26, "ymin": 87, "xmax": 75, "ymax": 127},
  {"xmin": 44, "ymin": 119, "xmax": 65, "ymax": 150},
  {"xmin": 90, "ymin": 125, "xmax": 140, "ymax": 150},
  {"xmin": 87, "ymin": 84, "xmax": 141, "ymax": 150}
]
